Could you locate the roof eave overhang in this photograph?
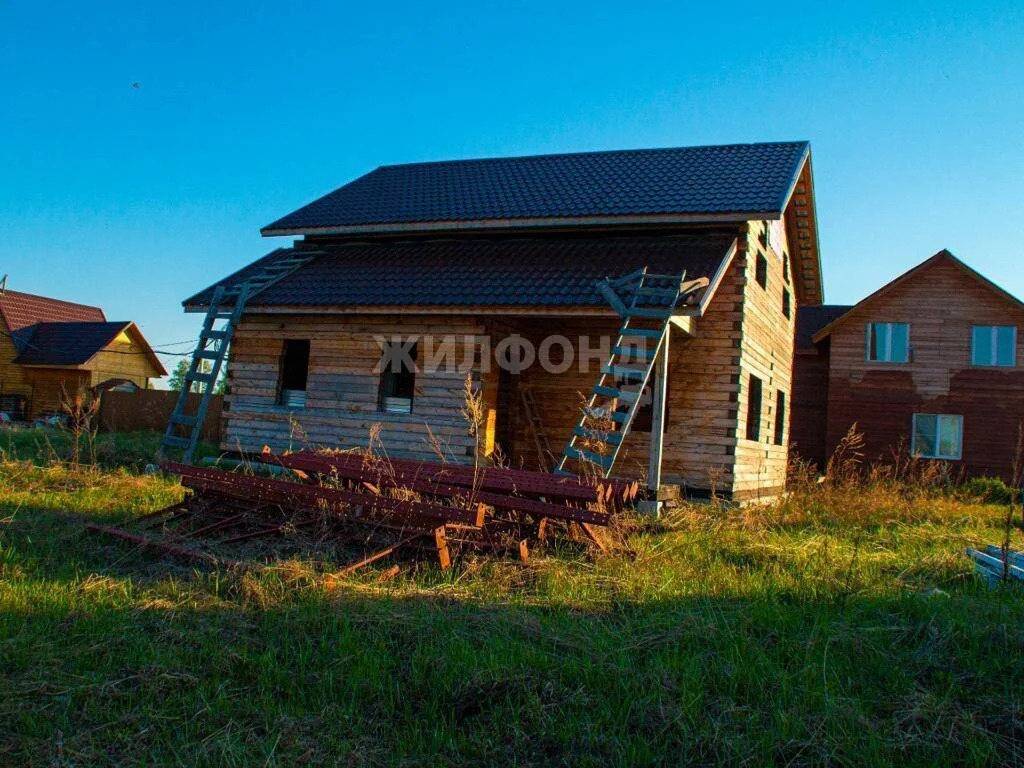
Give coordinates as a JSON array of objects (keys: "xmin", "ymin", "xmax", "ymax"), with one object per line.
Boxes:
[
  {"xmin": 777, "ymin": 143, "xmax": 812, "ymax": 214},
  {"xmin": 16, "ymin": 362, "xmax": 90, "ymax": 369},
  {"xmin": 781, "ymin": 150, "xmax": 824, "ymax": 306},
  {"xmin": 183, "ymin": 303, "xmax": 707, "ymax": 318},
  {"xmin": 260, "ymin": 211, "xmax": 780, "ymax": 237}
]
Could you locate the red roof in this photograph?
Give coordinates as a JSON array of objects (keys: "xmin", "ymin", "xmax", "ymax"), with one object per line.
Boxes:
[{"xmin": 0, "ymin": 289, "xmax": 105, "ymax": 332}]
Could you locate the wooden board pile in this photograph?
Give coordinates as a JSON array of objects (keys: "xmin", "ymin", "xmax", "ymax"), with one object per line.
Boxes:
[
  {"xmin": 966, "ymin": 545, "xmax": 1024, "ymax": 585},
  {"xmin": 87, "ymin": 450, "xmax": 639, "ymax": 574}
]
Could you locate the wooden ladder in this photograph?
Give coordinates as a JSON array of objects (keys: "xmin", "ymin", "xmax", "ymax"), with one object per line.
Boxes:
[
  {"xmin": 554, "ymin": 267, "xmax": 707, "ymax": 478},
  {"xmin": 161, "ymin": 251, "xmax": 316, "ymax": 463},
  {"xmin": 519, "ymin": 386, "xmax": 553, "ymax": 470}
]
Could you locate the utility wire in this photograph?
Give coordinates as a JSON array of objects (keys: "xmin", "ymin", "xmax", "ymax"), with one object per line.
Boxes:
[{"xmin": 0, "ymin": 326, "xmax": 210, "ymax": 359}]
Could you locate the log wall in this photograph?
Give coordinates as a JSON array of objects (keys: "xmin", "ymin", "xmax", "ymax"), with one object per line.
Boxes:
[
  {"xmin": 225, "ymin": 314, "xmax": 486, "ymax": 461},
  {"xmin": 223, "ymin": 306, "xmax": 751, "ymax": 494},
  {"xmin": 223, "ymin": 223, "xmax": 803, "ymax": 499},
  {"xmin": 732, "ymin": 220, "xmax": 796, "ymax": 500}
]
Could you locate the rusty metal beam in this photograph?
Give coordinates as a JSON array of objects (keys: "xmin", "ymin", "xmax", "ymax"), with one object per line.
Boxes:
[
  {"xmin": 85, "ymin": 522, "xmax": 238, "ymax": 568},
  {"xmin": 263, "ymin": 450, "xmax": 635, "ymax": 505},
  {"xmin": 263, "ymin": 452, "xmax": 612, "ymax": 526},
  {"xmin": 162, "ymin": 462, "xmax": 484, "ymax": 526}
]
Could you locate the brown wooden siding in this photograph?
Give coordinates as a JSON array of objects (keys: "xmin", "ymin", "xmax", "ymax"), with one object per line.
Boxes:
[
  {"xmin": 790, "ymin": 346, "xmax": 830, "ymax": 468},
  {"xmin": 99, "ymin": 389, "xmax": 223, "ymax": 442},
  {"xmin": 87, "ymin": 330, "xmax": 161, "ymax": 388},
  {"xmin": 0, "ymin": 331, "xmax": 33, "ymax": 416},
  {"xmin": 22, "ymin": 369, "xmax": 91, "ymax": 417},
  {"xmin": 825, "ymin": 257, "xmax": 1024, "ymax": 480}
]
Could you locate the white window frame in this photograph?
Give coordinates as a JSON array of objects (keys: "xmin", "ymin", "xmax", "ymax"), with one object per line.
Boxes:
[
  {"xmin": 970, "ymin": 325, "xmax": 1016, "ymax": 367},
  {"xmin": 911, "ymin": 413, "xmax": 963, "ymax": 460},
  {"xmin": 865, "ymin": 322, "xmax": 910, "ymax": 363}
]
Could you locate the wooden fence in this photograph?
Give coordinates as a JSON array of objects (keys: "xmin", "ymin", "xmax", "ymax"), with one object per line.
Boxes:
[{"xmin": 97, "ymin": 390, "xmax": 223, "ymax": 443}]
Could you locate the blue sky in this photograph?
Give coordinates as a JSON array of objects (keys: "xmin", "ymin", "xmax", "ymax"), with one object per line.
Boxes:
[{"xmin": 2, "ymin": 1, "xmax": 1023, "ymax": 379}]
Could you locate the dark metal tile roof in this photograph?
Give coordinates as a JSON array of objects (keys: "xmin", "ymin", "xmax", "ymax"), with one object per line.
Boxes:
[
  {"xmin": 262, "ymin": 142, "xmax": 810, "ymax": 234},
  {"xmin": 795, "ymin": 305, "xmax": 853, "ymax": 350},
  {"xmin": 0, "ymin": 289, "xmax": 106, "ymax": 352},
  {"xmin": 184, "ymin": 234, "xmax": 736, "ymax": 310},
  {"xmin": 15, "ymin": 322, "xmax": 132, "ymax": 366}
]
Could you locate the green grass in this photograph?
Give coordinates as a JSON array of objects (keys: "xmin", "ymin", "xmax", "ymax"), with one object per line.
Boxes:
[
  {"xmin": 0, "ymin": 456, "xmax": 1022, "ymax": 766},
  {"xmin": 0, "ymin": 427, "xmax": 220, "ymax": 472}
]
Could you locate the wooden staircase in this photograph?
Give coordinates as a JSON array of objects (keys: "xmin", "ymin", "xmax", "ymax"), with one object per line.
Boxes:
[
  {"xmin": 555, "ymin": 267, "xmax": 708, "ymax": 478},
  {"xmin": 161, "ymin": 251, "xmax": 317, "ymax": 463}
]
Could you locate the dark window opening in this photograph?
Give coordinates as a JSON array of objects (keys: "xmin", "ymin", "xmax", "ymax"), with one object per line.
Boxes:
[
  {"xmin": 278, "ymin": 339, "xmax": 310, "ymax": 408},
  {"xmin": 380, "ymin": 342, "xmax": 417, "ymax": 414},
  {"xmin": 782, "ymin": 288, "xmax": 792, "ymax": 319},
  {"xmin": 617, "ymin": 373, "xmax": 670, "ymax": 433},
  {"xmin": 745, "ymin": 374, "xmax": 763, "ymax": 441},
  {"xmin": 774, "ymin": 390, "xmax": 786, "ymax": 446},
  {"xmin": 782, "ymin": 252, "xmax": 791, "ymax": 283},
  {"xmin": 755, "ymin": 253, "xmax": 768, "ymax": 289}
]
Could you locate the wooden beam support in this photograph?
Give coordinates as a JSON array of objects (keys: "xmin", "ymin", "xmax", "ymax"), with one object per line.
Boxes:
[
  {"xmin": 598, "ymin": 279, "xmax": 629, "ymax": 317},
  {"xmin": 668, "ymin": 314, "xmax": 696, "ymax": 335},
  {"xmin": 646, "ymin": 324, "xmax": 669, "ymax": 502}
]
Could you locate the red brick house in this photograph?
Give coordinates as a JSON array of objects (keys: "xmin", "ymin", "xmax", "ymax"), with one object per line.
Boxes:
[{"xmin": 791, "ymin": 250, "xmax": 1024, "ymax": 479}]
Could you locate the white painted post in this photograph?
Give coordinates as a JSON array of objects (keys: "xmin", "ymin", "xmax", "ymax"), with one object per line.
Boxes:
[{"xmin": 647, "ymin": 328, "xmax": 669, "ymax": 503}]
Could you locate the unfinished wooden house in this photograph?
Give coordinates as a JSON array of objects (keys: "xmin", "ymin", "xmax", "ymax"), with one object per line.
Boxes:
[
  {"xmin": 0, "ymin": 287, "xmax": 165, "ymax": 419},
  {"xmin": 182, "ymin": 142, "xmax": 823, "ymax": 500},
  {"xmin": 792, "ymin": 250, "xmax": 1024, "ymax": 480}
]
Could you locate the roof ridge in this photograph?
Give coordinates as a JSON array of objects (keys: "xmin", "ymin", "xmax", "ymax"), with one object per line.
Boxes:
[{"xmin": 376, "ymin": 140, "xmax": 811, "ymax": 171}]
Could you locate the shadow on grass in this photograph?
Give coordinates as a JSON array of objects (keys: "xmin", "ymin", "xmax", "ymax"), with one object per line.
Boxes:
[{"xmin": 2, "ymin": 503, "xmax": 1023, "ymax": 767}]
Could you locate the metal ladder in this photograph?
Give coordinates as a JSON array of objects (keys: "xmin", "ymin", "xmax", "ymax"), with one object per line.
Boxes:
[
  {"xmin": 519, "ymin": 386, "xmax": 554, "ymax": 470},
  {"xmin": 554, "ymin": 267, "xmax": 708, "ymax": 477},
  {"xmin": 161, "ymin": 251, "xmax": 316, "ymax": 463}
]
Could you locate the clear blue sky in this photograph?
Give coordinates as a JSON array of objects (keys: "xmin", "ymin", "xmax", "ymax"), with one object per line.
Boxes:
[{"xmin": 2, "ymin": 1, "xmax": 1023, "ymax": 380}]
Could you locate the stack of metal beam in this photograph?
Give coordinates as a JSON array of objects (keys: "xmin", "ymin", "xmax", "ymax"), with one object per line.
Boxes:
[{"xmin": 87, "ymin": 450, "xmax": 639, "ymax": 574}]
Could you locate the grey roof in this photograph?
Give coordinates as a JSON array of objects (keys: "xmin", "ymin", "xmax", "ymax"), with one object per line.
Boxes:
[
  {"xmin": 15, "ymin": 322, "xmax": 132, "ymax": 365},
  {"xmin": 262, "ymin": 142, "xmax": 810, "ymax": 235},
  {"xmin": 795, "ymin": 305, "xmax": 853, "ymax": 350},
  {"xmin": 184, "ymin": 234, "xmax": 737, "ymax": 310}
]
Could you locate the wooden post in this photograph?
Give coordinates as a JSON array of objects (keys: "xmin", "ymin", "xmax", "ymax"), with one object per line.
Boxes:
[{"xmin": 647, "ymin": 328, "xmax": 669, "ymax": 502}]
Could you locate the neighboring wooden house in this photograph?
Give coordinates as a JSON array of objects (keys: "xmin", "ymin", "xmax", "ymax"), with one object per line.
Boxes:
[
  {"xmin": 184, "ymin": 142, "xmax": 824, "ymax": 501},
  {"xmin": 0, "ymin": 288, "xmax": 166, "ymax": 419},
  {"xmin": 792, "ymin": 250, "xmax": 1024, "ymax": 479}
]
